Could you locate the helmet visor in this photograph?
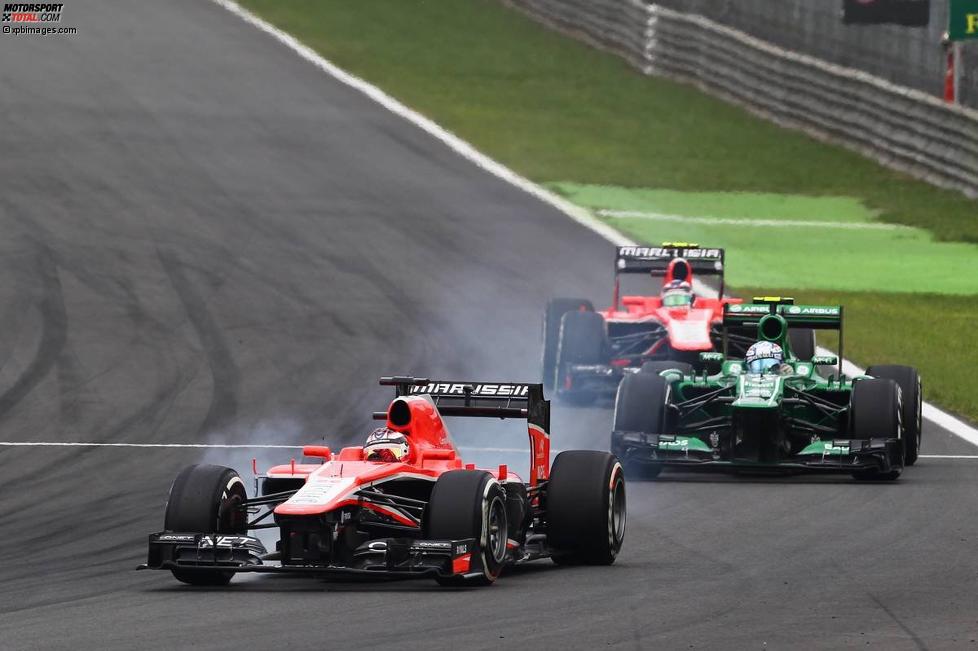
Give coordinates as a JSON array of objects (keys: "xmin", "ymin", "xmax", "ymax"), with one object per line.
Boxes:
[
  {"xmin": 662, "ymin": 292, "xmax": 692, "ymax": 308},
  {"xmin": 365, "ymin": 443, "xmax": 408, "ymax": 462},
  {"xmin": 747, "ymin": 358, "xmax": 781, "ymax": 374}
]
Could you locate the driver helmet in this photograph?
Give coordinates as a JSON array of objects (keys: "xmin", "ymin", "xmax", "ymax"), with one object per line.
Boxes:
[
  {"xmin": 661, "ymin": 280, "xmax": 694, "ymax": 308},
  {"xmin": 364, "ymin": 427, "xmax": 410, "ymax": 462},
  {"xmin": 745, "ymin": 341, "xmax": 784, "ymax": 374}
]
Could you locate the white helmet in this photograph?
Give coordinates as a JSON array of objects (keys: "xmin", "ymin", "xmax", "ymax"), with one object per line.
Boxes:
[
  {"xmin": 364, "ymin": 427, "xmax": 410, "ymax": 462},
  {"xmin": 745, "ymin": 341, "xmax": 784, "ymax": 374}
]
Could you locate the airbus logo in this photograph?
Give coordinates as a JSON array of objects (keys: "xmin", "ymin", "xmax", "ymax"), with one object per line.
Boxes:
[{"xmin": 787, "ymin": 306, "xmax": 839, "ymax": 316}]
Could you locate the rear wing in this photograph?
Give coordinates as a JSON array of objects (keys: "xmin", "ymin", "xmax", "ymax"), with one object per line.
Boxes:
[
  {"xmin": 722, "ymin": 298, "xmax": 844, "ymax": 376},
  {"xmin": 722, "ymin": 302, "xmax": 843, "ymax": 330},
  {"xmin": 373, "ymin": 377, "xmax": 551, "ymax": 484},
  {"xmin": 614, "ymin": 244, "xmax": 726, "ymax": 303},
  {"xmin": 615, "ymin": 244, "xmax": 725, "ymax": 276}
]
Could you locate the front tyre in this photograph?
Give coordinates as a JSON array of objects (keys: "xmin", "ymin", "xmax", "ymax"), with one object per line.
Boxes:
[
  {"xmin": 542, "ymin": 298, "xmax": 593, "ymax": 391},
  {"xmin": 613, "ymin": 372, "xmax": 670, "ymax": 479},
  {"xmin": 867, "ymin": 365, "xmax": 922, "ymax": 466},
  {"xmin": 554, "ymin": 310, "xmax": 608, "ymax": 404},
  {"xmin": 425, "ymin": 470, "xmax": 508, "ymax": 586},
  {"xmin": 849, "ymin": 379, "xmax": 903, "ymax": 481},
  {"xmin": 548, "ymin": 451, "xmax": 626, "ymax": 565},
  {"xmin": 164, "ymin": 464, "xmax": 248, "ymax": 586}
]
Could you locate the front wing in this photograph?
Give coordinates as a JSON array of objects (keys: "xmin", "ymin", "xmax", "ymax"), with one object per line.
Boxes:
[
  {"xmin": 612, "ymin": 431, "xmax": 903, "ymax": 474},
  {"xmin": 139, "ymin": 532, "xmax": 482, "ymax": 580}
]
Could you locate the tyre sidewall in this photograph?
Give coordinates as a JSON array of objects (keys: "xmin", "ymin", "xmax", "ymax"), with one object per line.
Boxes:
[
  {"xmin": 850, "ymin": 379, "xmax": 904, "ymax": 479},
  {"xmin": 554, "ymin": 310, "xmax": 607, "ymax": 398},
  {"xmin": 426, "ymin": 470, "xmax": 508, "ymax": 584},
  {"xmin": 543, "ymin": 298, "xmax": 593, "ymax": 390},
  {"xmin": 867, "ymin": 365, "xmax": 922, "ymax": 465},
  {"xmin": 548, "ymin": 451, "xmax": 626, "ymax": 565}
]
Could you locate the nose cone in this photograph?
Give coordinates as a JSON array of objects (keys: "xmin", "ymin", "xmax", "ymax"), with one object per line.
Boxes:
[
  {"xmin": 732, "ymin": 375, "xmax": 783, "ymax": 408},
  {"xmin": 663, "ymin": 310, "xmax": 713, "ymax": 350}
]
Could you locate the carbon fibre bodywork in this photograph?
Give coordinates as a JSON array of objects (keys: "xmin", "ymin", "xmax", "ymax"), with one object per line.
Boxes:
[
  {"xmin": 611, "ymin": 300, "xmax": 914, "ymax": 478},
  {"xmin": 140, "ymin": 377, "xmax": 626, "ymax": 585},
  {"xmin": 612, "ymin": 361, "xmax": 903, "ymax": 474},
  {"xmin": 547, "ymin": 245, "xmax": 752, "ymax": 402}
]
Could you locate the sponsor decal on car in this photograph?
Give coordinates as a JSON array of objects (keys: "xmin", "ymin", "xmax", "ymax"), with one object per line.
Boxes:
[
  {"xmin": 198, "ymin": 535, "xmax": 251, "ymax": 548},
  {"xmin": 411, "ymin": 541, "xmax": 452, "ymax": 550},
  {"xmin": 618, "ymin": 246, "xmax": 721, "ymax": 260},
  {"xmin": 784, "ymin": 305, "xmax": 840, "ymax": 316},
  {"xmin": 288, "ymin": 476, "xmax": 357, "ymax": 506},
  {"xmin": 156, "ymin": 534, "xmax": 195, "ymax": 542},
  {"xmin": 822, "ymin": 441, "xmax": 851, "ymax": 456},
  {"xmin": 408, "ymin": 383, "xmax": 530, "ymax": 397},
  {"xmin": 727, "ymin": 304, "xmax": 770, "ymax": 314}
]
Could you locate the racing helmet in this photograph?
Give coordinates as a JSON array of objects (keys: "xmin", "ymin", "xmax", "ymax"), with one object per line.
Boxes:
[
  {"xmin": 661, "ymin": 280, "xmax": 694, "ymax": 308},
  {"xmin": 745, "ymin": 341, "xmax": 784, "ymax": 374},
  {"xmin": 364, "ymin": 427, "xmax": 410, "ymax": 463}
]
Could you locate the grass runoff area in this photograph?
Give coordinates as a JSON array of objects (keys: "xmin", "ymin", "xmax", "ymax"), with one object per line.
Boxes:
[{"xmin": 239, "ymin": 0, "xmax": 978, "ymax": 420}]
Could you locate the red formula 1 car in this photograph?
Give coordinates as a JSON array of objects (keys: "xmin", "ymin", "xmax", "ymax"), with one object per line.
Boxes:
[
  {"xmin": 139, "ymin": 377, "xmax": 626, "ymax": 587},
  {"xmin": 542, "ymin": 244, "xmax": 818, "ymax": 403}
]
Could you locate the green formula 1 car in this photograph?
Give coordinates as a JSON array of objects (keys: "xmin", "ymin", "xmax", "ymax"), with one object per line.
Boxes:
[{"xmin": 611, "ymin": 298, "xmax": 922, "ymax": 480}]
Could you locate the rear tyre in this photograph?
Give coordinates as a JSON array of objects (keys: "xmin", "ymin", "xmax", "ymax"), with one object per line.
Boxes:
[
  {"xmin": 542, "ymin": 298, "xmax": 593, "ymax": 391},
  {"xmin": 849, "ymin": 379, "xmax": 903, "ymax": 481},
  {"xmin": 425, "ymin": 470, "xmax": 508, "ymax": 587},
  {"xmin": 867, "ymin": 365, "xmax": 922, "ymax": 466},
  {"xmin": 554, "ymin": 310, "xmax": 608, "ymax": 404},
  {"xmin": 788, "ymin": 328, "xmax": 816, "ymax": 361},
  {"xmin": 164, "ymin": 464, "xmax": 248, "ymax": 586},
  {"xmin": 613, "ymin": 373, "xmax": 670, "ymax": 479},
  {"xmin": 548, "ymin": 451, "xmax": 626, "ymax": 565}
]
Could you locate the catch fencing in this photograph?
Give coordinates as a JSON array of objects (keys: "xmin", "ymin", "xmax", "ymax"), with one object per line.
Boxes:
[{"xmin": 504, "ymin": 0, "xmax": 978, "ymax": 199}]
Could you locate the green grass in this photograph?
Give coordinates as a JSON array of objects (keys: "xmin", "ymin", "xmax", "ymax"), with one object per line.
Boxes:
[
  {"xmin": 740, "ymin": 289, "xmax": 977, "ymax": 420},
  {"xmin": 238, "ymin": 0, "xmax": 978, "ymax": 420},
  {"xmin": 242, "ymin": 0, "xmax": 978, "ymax": 242},
  {"xmin": 553, "ymin": 183, "xmax": 978, "ymax": 295}
]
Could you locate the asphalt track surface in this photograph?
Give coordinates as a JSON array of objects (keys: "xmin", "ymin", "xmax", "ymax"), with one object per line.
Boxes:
[{"xmin": 1, "ymin": 2, "xmax": 978, "ymax": 649}]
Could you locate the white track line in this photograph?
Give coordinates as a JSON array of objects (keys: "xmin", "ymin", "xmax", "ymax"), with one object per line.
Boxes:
[
  {"xmin": 3, "ymin": 441, "xmax": 973, "ymax": 460},
  {"xmin": 816, "ymin": 347, "xmax": 978, "ymax": 448},
  {"xmin": 211, "ymin": 0, "xmax": 978, "ymax": 447},
  {"xmin": 0, "ymin": 442, "xmax": 302, "ymax": 449},
  {"xmin": 0, "ymin": 442, "xmax": 556, "ymax": 454},
  {"xmin": 598, "ymin": 209, "xmax": 908, "ymax": 230}
]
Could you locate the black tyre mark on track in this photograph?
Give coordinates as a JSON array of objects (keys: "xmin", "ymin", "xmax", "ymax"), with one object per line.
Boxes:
[
  {"xmin": 0, "ymin": 245, "xmax": 67, "ymax": 423},
  {"xmin": 158, "ymin": 248, "xmax": 240, "ymax": 438}
]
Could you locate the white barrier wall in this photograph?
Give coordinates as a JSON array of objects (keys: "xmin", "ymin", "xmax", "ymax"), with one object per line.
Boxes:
[{"xmin": 505, "ymin": 0, "xmax": 978, "ymax": 199}]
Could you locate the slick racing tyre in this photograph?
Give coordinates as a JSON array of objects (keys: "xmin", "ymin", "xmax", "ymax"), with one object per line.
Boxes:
[
  {"xmin": 425, "ymin": 470, "xmax": 508, "ymax": 587},
  {"xmin": 542, "ymin": 298, "xmax": 593, "ymax": 391},
  {"xmin": 849, "ymin": 379, "xmax": 903, "ymax": 481},
  {"xmin": 867, "ymin": 365, "xmax": 922, "ymax": 466},
  {"xmin": 164, "ymin": 464, "xmax": 248, "ymax": 586},
  {"xmin": 548, "ymin": 451, "xmax": 626, "ymax": 565},
  {"xmin": 554, "ymin": 310, "xmax": 608, "ymax": 404},
  {"xmin": 613, "ymin": 372, "xmax": 671, "ymax": 479},
  {"xmin": 788, "ymin": 328, "xmax": 816, "ymax": 362}
]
